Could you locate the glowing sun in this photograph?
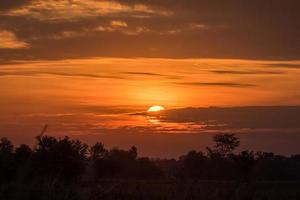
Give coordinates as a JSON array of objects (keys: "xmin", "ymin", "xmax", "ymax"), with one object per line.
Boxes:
[{"xmin": 147, "ymin": 105, "xmax": 165, "ymax": 113}]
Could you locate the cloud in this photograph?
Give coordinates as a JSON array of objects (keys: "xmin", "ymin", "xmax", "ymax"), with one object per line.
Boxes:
[
  {"xmin": 111, "ymin": 20, "xmax": 128, "ymax": 27},
  {"xmin": 176, "ymin": 82, "xmax": 256, "ymax": 88},
  {"xmin": 0, "ymin": 70, "xmax": 125, "ymax": 80},
  {"xmin": 122, "ymin": 71, "xmax": 164, "ymax": 76},
  {"xmin": 95, "ymin": 21, "xmax": 150, "ymax": 35},
  {"xmin": 0, "ymin": 0, "xmax": 32, "ymax": 11},
  {"xmin": 0, "ymin": 67, "xmax": 179, "ymax": 80},
  {"xmin": 211, "ymin": 70, "xmax": 284, "ymax": 75},
  {"xmin": 160, "ymin": 106, "xmax": 300, "ymax": 130},
  {"xmin": 1, "ymin": 0, "xmax": 170, "ymax": 21},
  {"xmin": 0, "ymin": 0, "xmax": 299, "ymax": 61},
  {"xmin": 121, "ymin": 71, "xmax": 182, "ymax": 80},
  {"xmin": 0, "ymin": 30, "xmax": 28, "ymax": 49}
]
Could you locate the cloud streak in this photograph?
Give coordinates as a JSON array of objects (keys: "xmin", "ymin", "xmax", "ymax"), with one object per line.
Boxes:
[
  {"xmin": 176, "ymin": 82, "xmax": 256, "ymax": 88},
  {"xmin": 122, "ymin": 71, "xmax": 165, "ymax": 76},
  {"xmin": 0, "ymin": 70, "xmax": 125, "ymax": 80},
  {"xmin": 210, "ymin": 70, "xmax": 284, "ymax": 75}
]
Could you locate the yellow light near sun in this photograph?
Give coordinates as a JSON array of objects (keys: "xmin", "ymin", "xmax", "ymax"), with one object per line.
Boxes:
[{"xmin": 147, "ymin": 105, "xmax": 165, "ymax": 112}]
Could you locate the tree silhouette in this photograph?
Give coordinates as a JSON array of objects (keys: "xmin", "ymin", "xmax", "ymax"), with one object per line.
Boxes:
[
  {"xmin": 0, "ymin": 137, "xmax": 13, "ymax": 154},
  {"xmin": 32, "ymin": 136, "xmax": 88, "ymax": 182},
  {"xmin": 129, "ymin": 146, "xmax": 138, "ymax": 159},
  {"xmin": 232, "ymin": 150, "xmax": 255, "ymax": 181},
  {"xmin": 90, "ymin": 142, "xmax": 106, "ymax": 160},
  {"xmin": 0, "ymin": 137, "xmax": 16, "ymax": 182},
  {"xmin": 180, "ymin": 150, "xmax": 207, "ymax": 179},
  {"xmin": 207, "ymin": 133, "xmax": 240, "ymax": 157},
  {"xmin": 1, "ymin": 132, "xmax": 300, "ymax": 194},
  {"xmin": 15, "ymin": 144, "xmax": 32, "ymax": 162}
]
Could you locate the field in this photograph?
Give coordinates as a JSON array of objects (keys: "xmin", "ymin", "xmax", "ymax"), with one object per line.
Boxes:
[{"xmin": 1, "ymin": 180, "xmax": 300, "ymax": 200}]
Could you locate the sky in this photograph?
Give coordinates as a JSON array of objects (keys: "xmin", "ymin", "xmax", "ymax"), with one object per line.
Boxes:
[{"xmin": 0, "ymin": 0, "xmax": 300, "ymax": 157}]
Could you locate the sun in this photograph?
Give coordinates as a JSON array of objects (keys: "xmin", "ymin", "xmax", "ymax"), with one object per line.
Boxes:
[{"xmin": 147, "ymin": 105, "xmax": 165, "ymax": 113}]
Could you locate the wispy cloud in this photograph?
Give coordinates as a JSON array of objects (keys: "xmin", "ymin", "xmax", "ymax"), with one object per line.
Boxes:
[
  {"xmin": 122, "ymin": 71, "xmax": 165, "ymax": 76},
  {"xmin": 176, "ymin": 82, "xmax": 256, "ymax": 88},
  {"xmin": 210, "ymin": 70, "xmax": 284, "ymax": 75},
  {"xmin": 0, "ymin": 70, "xmax": 125, "ymax": 80}
]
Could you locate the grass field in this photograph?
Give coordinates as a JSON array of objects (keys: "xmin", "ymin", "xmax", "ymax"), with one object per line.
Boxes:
[{"xmin": 1, "ymin": 180, "xmax": 300, "ymax": 200}]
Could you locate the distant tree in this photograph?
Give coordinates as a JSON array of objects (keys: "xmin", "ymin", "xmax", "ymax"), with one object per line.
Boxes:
[
  {"xmin": 180, "ymin": 151, "xmax": 207, "ymax": 179},
  {"xmin": 130, "ymin": 146, "xmax": 138, "ymax": 159},
  {"xmin": 1, "ymin": 133, "xmax": 300, "ymax": 185},
  {"xmin": 207, "ymin": 133, "xmax": 240, "ymax": 157},
  {"xmin": 90, "ymin": 142, "xmax": 106, "ymax": 160},
  {"xmin": 253, "ymin": 152, "xmax": 288, "ymax": 181},
  {"xmin": 0, "ymin": 137, "xmax": 16, "ymax": 182},
  {"xmin": 287, "ymin": 155, "xmax": 300, "ymax": 180},
  {"xmin": 102, "ymin": 147, "xmax": 137, "ymax": 178},
  {"xmin": 231, "ymin": 150, "xmax": 255, "ymax": 181},
  {"xmin": 32, "ymin": 136, "xmax": 88, "ymax": 182},
  {"xmin": 154, "ymin": 159, "xmax": 179, "ymax": 178},
  {"xmin": 135, "ymin": 157, "xmax": 164, "ymax": 179},
  {"xmin": 15, "ymin": 144, "xmax": 32, "ymax": 162},
  {"xmin": 36, "ymin": 135, "xmax": 57, "ymax": 153},
  {"xmin": 0, "ymin": 137, "xmax": 13, "ymax": 154},
  {"xmin": 92, "ymin": 146, "xmax": 163, "ymax": 179}
]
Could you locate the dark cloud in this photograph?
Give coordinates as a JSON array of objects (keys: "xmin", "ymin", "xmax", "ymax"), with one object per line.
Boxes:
[
  {"xmin": 0, "ymin": 71, "xmax": 125, "ymax": 80},
  {"xmin": 161, "ymin": 106, "xmax": 300, "ymax": 130},
  {"xmin": 0, "ymin": 0, "xmax": 299, "ymax": 61},
  {"xmin": 122, "ymin": 72, "xmax": 164, "ymax": 76},
  {"xmin": 0, "ymin": 0, "xmax": 31, "ymax": 11},
  {"xmin": 121, "ymin": 71, "xmax": 181, "ymax": 79},
  {"xmin": 176, "ymin": 82, "xmax": 256, "ymax": 88}
]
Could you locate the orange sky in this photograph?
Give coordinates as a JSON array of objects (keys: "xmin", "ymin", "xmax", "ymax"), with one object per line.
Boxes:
[
  {"xmin": 1, "ymin": 0, "xmax": 300, "ymax": 157},
  {"xmin": 1, "ymin": 58, "xmax": 300, "ymax": 110},
  {"xmin": 1, "ymin": 58, "xmax": 300, "ymax": 157}
]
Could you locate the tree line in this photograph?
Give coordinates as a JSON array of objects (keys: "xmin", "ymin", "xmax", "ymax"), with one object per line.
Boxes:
[{"xmin": 1, "ymin": 133, "xmax": 300, "ymax": 184}]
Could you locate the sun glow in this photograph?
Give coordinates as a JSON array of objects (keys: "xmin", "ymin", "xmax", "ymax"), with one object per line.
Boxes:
[{"xmin": 147, "ymin": 105, "xmax": 165, "ymax": 112}]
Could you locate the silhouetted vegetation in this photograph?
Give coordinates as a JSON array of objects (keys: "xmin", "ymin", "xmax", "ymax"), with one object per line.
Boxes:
[{"xmin": 1, "ymin": 133, "xmax": 300, "ymax": 199}]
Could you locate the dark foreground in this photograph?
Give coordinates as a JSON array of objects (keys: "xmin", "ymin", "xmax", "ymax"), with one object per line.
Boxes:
[
  {"xmin": 1, "ymin": 180, "xmax": 300, "ymax": 200},
  {"xmin": 1, "ymin": 133, "xmax": 300, "ymax": 199}
]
